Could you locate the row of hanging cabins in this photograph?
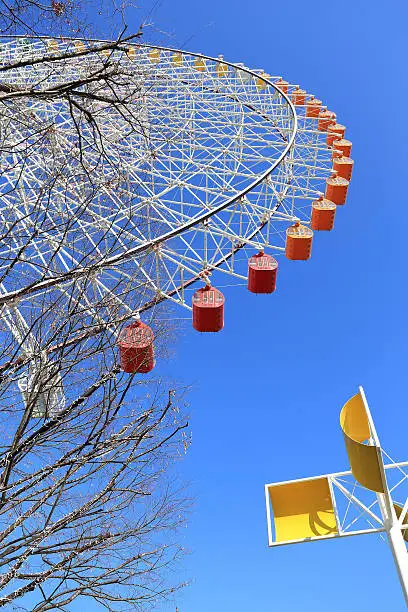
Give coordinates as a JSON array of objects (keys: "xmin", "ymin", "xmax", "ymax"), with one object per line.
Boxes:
[{"xmin": 118, "ymin": 80, "xmax": 354, "ymax": 372}]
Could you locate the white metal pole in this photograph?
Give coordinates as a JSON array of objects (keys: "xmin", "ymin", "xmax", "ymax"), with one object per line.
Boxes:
[
  {"xmin": 359, "ymin": 387, "xmax": 408, "ymax": 607},
  {"xmin": 377, "ymin": 492, "xmax": 408, "ymax": 607}
]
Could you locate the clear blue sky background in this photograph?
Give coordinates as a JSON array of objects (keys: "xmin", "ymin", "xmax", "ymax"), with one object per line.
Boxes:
[{"xmin": 135, "ymin": 1, "xmax": 406, "ymax": 610}]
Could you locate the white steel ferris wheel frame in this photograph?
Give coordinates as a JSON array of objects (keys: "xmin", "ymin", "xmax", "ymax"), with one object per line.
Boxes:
[
  {"xmin": 0, "ymin": 37, "xmax": 340, "ymax": 414},
  {"xmin": 0, "ymin": 38, "xmax": 333, "ymax": 304}
]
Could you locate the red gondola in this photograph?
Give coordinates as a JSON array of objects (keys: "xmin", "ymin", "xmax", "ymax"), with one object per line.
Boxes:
[
  {"xmin": 118, "ymin": 318, "xmax": 155, "ymax": 373},
  {"xmin": 192, "ymin": 285, "xmax": 225, "ymax": 332},
  {"xmin": 248, "ymin": 251, "xmax": 278, "ymax": 294}
]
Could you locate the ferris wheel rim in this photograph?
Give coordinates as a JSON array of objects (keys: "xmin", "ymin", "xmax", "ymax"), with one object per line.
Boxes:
[{"xmin": 0, "ymin": 37, "xmax": 299, "ymax": 307}]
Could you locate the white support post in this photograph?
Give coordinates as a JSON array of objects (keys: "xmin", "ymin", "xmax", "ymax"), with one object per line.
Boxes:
[
  {"xmin": 377, "ymin": 492, "xmax": 408, "ymax": 607},
  {"xmin": 359, "ymin": 387, "xmax": 408, "ymax": 606}
]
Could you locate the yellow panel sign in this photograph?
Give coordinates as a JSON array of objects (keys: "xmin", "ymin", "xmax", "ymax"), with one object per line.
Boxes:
[{"xmin": 268, "ymin": 477, "xmax": 338, "ymax": 543}]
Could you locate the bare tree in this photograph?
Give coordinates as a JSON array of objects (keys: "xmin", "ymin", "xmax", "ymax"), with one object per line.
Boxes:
[
  {"xmin": 0, "ymin": 3, "xmax": 191, "ymax": 610},
  {"xmin": 0, "ymin": 0, "xmax": 136, "ymax": 39}
]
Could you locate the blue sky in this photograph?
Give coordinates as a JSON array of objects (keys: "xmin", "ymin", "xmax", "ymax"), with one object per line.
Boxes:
[{"xmin": 131, "ymin": 1, "xmax": 407, "ymax": 610}]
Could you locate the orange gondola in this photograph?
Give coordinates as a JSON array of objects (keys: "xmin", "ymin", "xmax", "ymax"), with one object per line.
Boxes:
[
  {"xmin": 285, "ymin": 222, "xmax": 313, "ymax": 260},
  {"xmin": 311, "ymin": 197, "xmax": 337, "ymax": 231}
]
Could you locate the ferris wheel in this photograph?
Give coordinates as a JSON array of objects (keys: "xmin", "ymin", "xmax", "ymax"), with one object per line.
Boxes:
[{"xmin": 0, "ymin": 37, "xmax": 353, "ymax": 413}]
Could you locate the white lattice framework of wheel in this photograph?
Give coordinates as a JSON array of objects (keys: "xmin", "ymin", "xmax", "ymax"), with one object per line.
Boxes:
[{"xmin": 0, "ymin": 37, "xmax": 353, "ymax": 413}]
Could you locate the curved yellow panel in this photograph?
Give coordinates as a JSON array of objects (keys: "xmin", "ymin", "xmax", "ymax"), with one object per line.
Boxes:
[
  {"xmin": 340, "ymin": 393, "xmax": 370, "ymax": 442},
  {"xmin": 342, "ymin": 435, "xmax": 384, "ymax": 492},
  {"xmin": 269, "ymin": 477, "xmax": 338, "ymax": 543},
  {"xmin": 340, "ymin": 393, "xmax": 384, "ymax": 492},
  {"xmin": 393, "ymin": 504, "xmax": 408, "ymax": 542}
]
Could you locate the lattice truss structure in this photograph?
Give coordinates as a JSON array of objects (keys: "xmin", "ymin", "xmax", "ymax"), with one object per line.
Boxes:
[
  {"xmin": 266, "ymin": 460, "xmax": 408, "ymax": 546},
  {"xmin": 0, "ymin": 37, "xmax": 339, "ymax": 415}
]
